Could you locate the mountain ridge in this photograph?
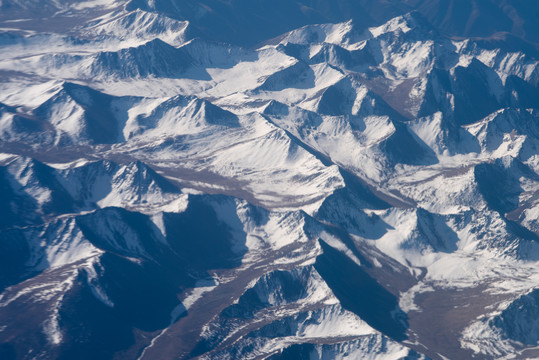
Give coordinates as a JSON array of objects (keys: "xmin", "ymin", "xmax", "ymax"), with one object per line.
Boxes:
[{"xmin": 0, "ymin": 1, "xmax": 538, "ymax": 359}]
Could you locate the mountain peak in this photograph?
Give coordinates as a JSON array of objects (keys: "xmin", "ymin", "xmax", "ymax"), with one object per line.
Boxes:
[
  {"xmin": 1, "ymin": 2, "xmax": 539, "ymax": 360},
  {"xmin": 368, "ymin": 11, "xmax": 433, "ymax": 38}
]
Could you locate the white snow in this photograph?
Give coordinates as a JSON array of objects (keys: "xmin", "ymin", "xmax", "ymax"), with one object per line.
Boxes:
[
  {"xmin": 181, "ymin": 279, "xmax": 217, "ymax": 310},
  {"xmin": 0, "ymin": 8, "xmax": 538, "ymax": 360}
]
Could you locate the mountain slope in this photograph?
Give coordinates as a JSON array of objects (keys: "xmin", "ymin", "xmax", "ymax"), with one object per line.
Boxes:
[{"xmin": 0, "ymin": 3, "xmax": 538, "ymax": 360}]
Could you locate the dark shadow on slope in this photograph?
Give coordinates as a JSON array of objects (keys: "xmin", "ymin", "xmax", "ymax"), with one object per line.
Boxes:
[
  {"xmin": 314, "ymin": 167, "xmax": 393, "ymax": 240},
  {"xmin": 474, "ymin": 162, "xmax": 519, "ymax": 212},
  {"xmin": 381, "ymin": 121, "xmax": 439, "ymax": 166},
  {"xmin": 417, "ymin": 110, "xmax": 482, "ymax": 155},
  {"xmin": 305, "ymin": 213, "xmax": 373, "ymax": 269},
  {"xmin": 55, "ymin": 254, "xmax": 189, "ymax": 360},
  {"xmin": 92, "ymin": 39, "xmax": 211, "ymax": 81},
  {"xmin": 8, "ymin": 114, "xmax": 52, "ymax": 138},
  {"xmin": 76, "ymin": 207, "xmax": 167, "ymax": 260},
  {"xmin": 315, "ymin": 76, "xmax": 407, "ymax": 120},
  {"xmin": 263, "ymin": 100, "xmax": 291, "ymax": 117},
  {"xmin": 258, "ymin": 114, "xmax": 333, "ymax": 169},
  {"xmin": 222, "ymin": 268, "xmax": 312, "ymax": 319},
  {"xmin": 474, "ymin": 158, "xmax": 539, "ymax": 248},
  {"xmin": 416, "ymin": 67, "xmax": 453, "ymax": 117},
  {"xmin": 163, "ymin": 195, "xmax": 248, "ymax": 271},
  {"xmin": 309, "ymin": 42, "xmax": 378, "ymax": 72},
  {"xmin": 506, "ymin": 219, "xmax": 539, "ymax": 243},
  {"xmin": 505, "ymin": 75, "xmax": 539, "ymax": 108},
  {"xmin": 418, "ymin": 65, "xmax": 537, "ymax": 134},
  {"xmin": 181, "ymin": 38, "xmax": 259, "ymax": 69},
  {"xmin": 279, "ymin": 43, "xmax": 312, "ymax": 63},
  {"xmin": 129, "ymin": 160, "xmax": 183, "ymax": 193},
  {"xmin": 316, "ymin": 78, "xmax": 356, "ymax": 116},
  {"xmin": 33, "ymin": 82, "xmax": 129, "ymax": 145},
  {"xmin": 491, "ymin": 288, "xmax": 539, "ymax": 345},
  {"xmin": 88, "ymin": 253, "xmax": 185, "ymax": 331},
  {"xmin": 451, "ymin": 59, "xmax": 503, "ymax": 125},
  {"xmin": 0, "ymin": 343, "xmax": 16, "ymax": 360},
  {"xmin": 474, "ymin": 158, "xmax": 539, "ymax": 215},
  {"xmin": 131, "ymin": 95, "xmax": 240, "ymax": 138},
  {"xmin": 340, "ymin": 169, "xmax": 391, "ymax": 209},
  {"xmin": 61, "ymin": 160, "xmax": 116, "ymax": 208},
  {"xmin": 76, "ymin": 206, "xmax": 194, "ymax": 285},
  {"xmin": 0, "ymin": 101, "xmax": 16, "ymax": 114},
  {"xmin": 269, "ymin": 343, "xmax": 316, "ymax": 360},
  {"xmin": 0, "ymin": 229, "xmax": 32, "ymax": 292},
  {"xmin": 0, "ymin": 102, "xmax": 53, "ymax": 141},
  {"xmin": 0, "ymin": 166, "xmax": 40, "ymax": 230},
  {"xmin": 0, "ymin": 249, "xmax": 188, "ymax": 360},
  {"xmin": 256, "ymin": 61, "xmax": 316, "ymax": 91},
  {"xmin": 42, "ymin": 208, "xmax": 197, "ymax": 359},
  {"xmin": 414, "ymin": 208, "xmax": 460, "ymax": 253},
  {"xmin": 191, "ymin": 267, "xmax": 317, "ymax": 355},
  {"xmin": 56, "ymin": 275, "xmax": 136, "ymax": 360},
  {"xmin": 314, "ymin": 240, "xmax": 408, "ymax": 341},
  {"xmin": 62, "ymin": 83, "xmax": 125, "ymax": 144},
  {"xmin": 0, "ymin": 158, "xmax": 74, "ymax": 219},
  {"xmin": 192, "ymin": 98, "xmax": 241, "ymax": 127},
  {"xmin": 316, "ymin": 188, "xmax": 391, "ymax": 240},
  {"xmin": 24, "ymin": 159, "xmax": 75, "ymax": 215}
]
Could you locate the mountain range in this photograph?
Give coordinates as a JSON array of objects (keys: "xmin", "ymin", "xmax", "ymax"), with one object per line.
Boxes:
[{"xmin": 0, "ymin": 0, "xmax": 538, "ymax": 359}]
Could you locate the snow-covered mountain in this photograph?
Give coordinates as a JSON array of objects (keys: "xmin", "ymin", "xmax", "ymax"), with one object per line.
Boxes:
[{"xmin": 0, "ymin": 1, "xmax": 538, "ymax": 359}]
